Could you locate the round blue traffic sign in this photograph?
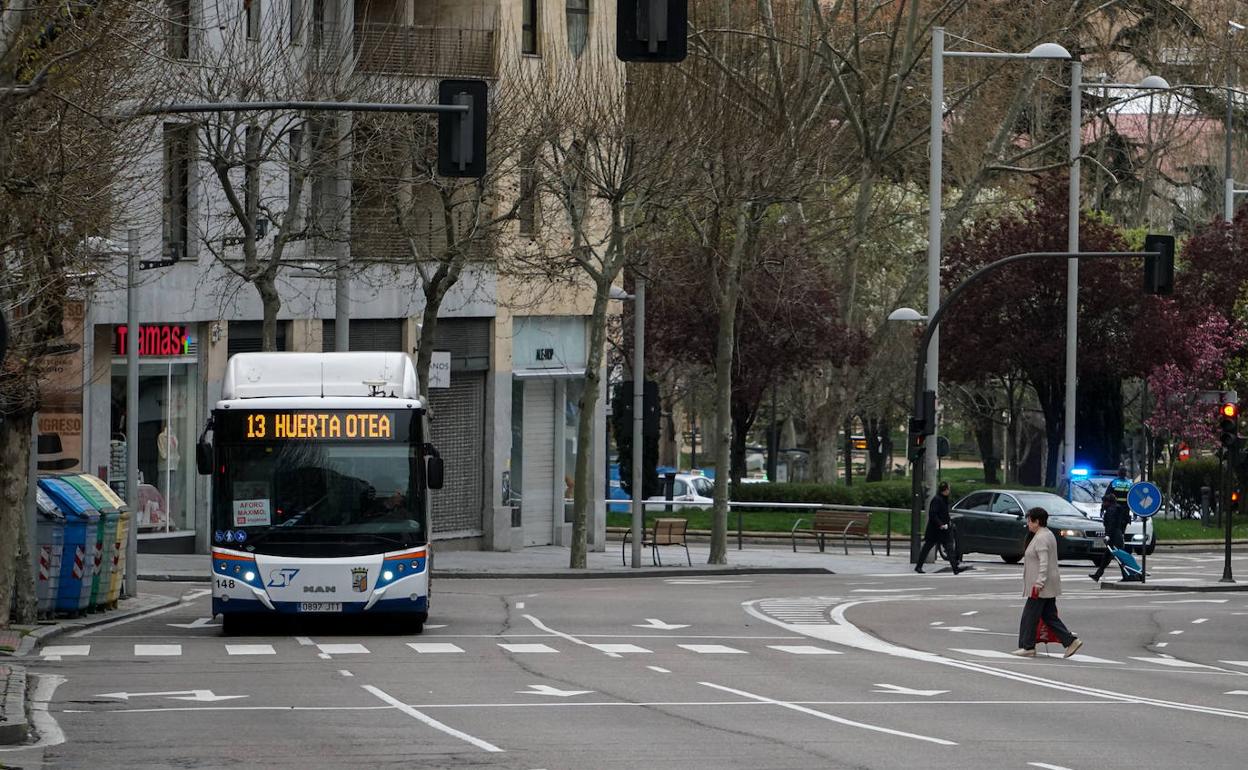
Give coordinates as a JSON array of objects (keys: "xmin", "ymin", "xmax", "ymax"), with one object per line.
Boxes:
[{"xmin": 1127, "ymin": 481, "xmax": 1163, "ymax": 518}]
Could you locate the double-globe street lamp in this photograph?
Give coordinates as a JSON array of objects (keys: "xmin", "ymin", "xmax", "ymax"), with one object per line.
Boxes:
[{"xmin": 917, "ymin": 28, "xmax": 1070, "ymax": 562}]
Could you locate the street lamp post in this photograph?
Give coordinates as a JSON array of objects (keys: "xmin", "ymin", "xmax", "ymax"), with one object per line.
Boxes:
[{"xmin": 924, "ymin": 28, "xmax": 1070, "ymax": 562}]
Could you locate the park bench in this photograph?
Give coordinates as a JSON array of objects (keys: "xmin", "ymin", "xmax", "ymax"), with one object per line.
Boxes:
[
  {"xmin": 621, "ymin": 517, "xmax": 691, "ymax": 566},
  {"xmin": 791, "ymin": 509, "xmax": 875, "ymax": 555}
]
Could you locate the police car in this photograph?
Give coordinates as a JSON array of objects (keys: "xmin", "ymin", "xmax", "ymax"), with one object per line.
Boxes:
[{"xmin": 1061, "ymin": 470, "xmax": 1157, "ymax": 555}]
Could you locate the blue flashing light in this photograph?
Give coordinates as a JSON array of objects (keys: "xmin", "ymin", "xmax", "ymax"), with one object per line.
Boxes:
[{"xmin": 1071, "ymin": 468, "xmax": 1090, "ymax": 477}]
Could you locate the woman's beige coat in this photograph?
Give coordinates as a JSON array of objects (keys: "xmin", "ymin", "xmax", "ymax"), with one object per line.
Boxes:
[{"xmin": 1022, "ymin": 527, "xmax": 1061, "ymax": 599}]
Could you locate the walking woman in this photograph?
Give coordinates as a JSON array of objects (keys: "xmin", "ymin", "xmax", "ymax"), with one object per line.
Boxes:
[{"xmin": 1013, "ymin": 507, "xmax": 1084, "ymax": 658}]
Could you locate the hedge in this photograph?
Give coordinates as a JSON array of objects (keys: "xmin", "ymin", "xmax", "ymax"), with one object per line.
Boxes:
[
  {"xmin": 1154, "ymin": 457, "xmax": 1220, "ymax": 514},
  {"xmin": 728, "ymin": 479, "xmax": 1052, "ymax": 511}
]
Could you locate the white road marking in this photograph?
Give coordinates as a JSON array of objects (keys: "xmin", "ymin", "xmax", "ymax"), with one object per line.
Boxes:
[
  {"xmin": 523, "ymin": 614, "xmax": 620, "ymax": 656},
  {"xmin": 1156, "ymin": 643, "xmax": 1169, "ymax": 648},
  {"xmin": 647, "ymin": 666, "xmax": 671, "ymax": 673},
  {"xmin": 317, "ymin": 644, "xmax": 369, "ymax": 655},
  {"xmin": 663, "ymin": 579, "xmax": 753, "ymax": 585},
  {"xmin": 1193, "ymin": 618, "xmax": 1209, "ymax": 624},
  {"xmin": 852, "ymin": 588, "xmax": 934, "ymax": 593},
  {"xmin": 184, "ymin": 589, "xmax": 212, "ymax": 600},
  {"xmin": 42, "ymin": 645, "xmax": 90, "ymax": 660},
  {"xmin": 1169, "ymin": 630, "xmax": 1185, "ymax": 635},
  {"xmin": 930, "ymin": 621, "xmax": 944, "ymax": 626},
  {"xmin": 499, "ymin": 643, "xmax": 558, "ymax": 654},
  {"xmin": 1129, "ymin": 657, "xmax": 1218, "ymax": 669},
  {"xmin": 768, "ymin": 645, "xmax": 842, "ymax": 655},
  {"xmin": 517, "ymin": 685, "xmax": 593, "ymax": 697},
  {"xmin": 407, "ymin": 643, "xmax": 464, "ymax": 654},
  {"xmin": 134, "ymin": 644, "xmax": 181, "ymax": 656},
  {"xmin": 424, "ymin": 624, "xmax": 449, "ymax": 629},
  {"xmin": 1220, "ymin": 661, "xmax": 1248, "ymax": 667},
  {"xmin": 679, "ymin": 644, "xmax": 747, "ymax": 654},
  {"xmin": 363, "ymin": 684, "xmax": 503, "ymax": 753},
  {"xmin": 516, "ymin": 602, "xmax": 525, "ymax": 609},
  {"xmin": 295, "ymin": 636, "xmax": 314, "ymax": 646},
  {"xmin": 338, "ymin": 670, "xmax": 354, "ymax": 677},
  {"xmin": 167, "ymin": 617, "xmax": 219, "ymax": 629},
  {"xmin": 317, "ymin": 653, "xmax": 331, "ymax": 659},
  {"xmin": 699, "ymin": 681, "xmax": 956, "ymax": 746},
  {"xmin": 634, "ymin": 618, "xmax": 690, "ymax": 630},
  {"xmin": 226, "ymin": 644, "xmax": 275, "ymax": 656},
  {"xmin": 873, "ymin": 683, "xmax": 948, "ymax": 696},
  {"xmin": 962, "ymin": 611, "xmax": 978, "ymax": 616},
  {"xmin": 1226, "ymin": 691, "xmax": 1248, "ymax": 695},
  {"xmin": 588, "ymin": 644, "xmax": 651, "ymax": 654},
  {"xmin": 1029, "ymin": 763, "xmax": 1076, "ymax": 770},
  {"xmin": 70, "ymin": 602, "xmax": 188, "ymax": 637},
  {"xmin": 0, "ymin": 674, "xmax": 66, "ymax": 751}
]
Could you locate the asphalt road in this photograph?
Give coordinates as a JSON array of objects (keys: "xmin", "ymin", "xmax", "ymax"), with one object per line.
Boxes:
[{"xmin": 5, "ymin": 549, "xmax": 1248, "ymax": 769}]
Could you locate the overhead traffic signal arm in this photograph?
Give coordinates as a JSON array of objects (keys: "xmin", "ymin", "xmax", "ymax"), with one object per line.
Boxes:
[{"xmin": 437, "ymin": 80, "xmax": 488, "ymax": 178}]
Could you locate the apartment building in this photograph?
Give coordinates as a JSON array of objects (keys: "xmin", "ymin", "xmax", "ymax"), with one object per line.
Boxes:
[{"xmin": 46, "ymin": 0, "xmax": 620, "ymax": 555}]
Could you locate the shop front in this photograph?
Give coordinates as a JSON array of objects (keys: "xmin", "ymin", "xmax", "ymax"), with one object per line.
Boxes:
[
  {"xmin": 107, "ymin": 323, "xmax": 202, "ymax": 553},
  {"xmin": 507, "ymin": 316, "xmax": 597, "ymax": 547}
]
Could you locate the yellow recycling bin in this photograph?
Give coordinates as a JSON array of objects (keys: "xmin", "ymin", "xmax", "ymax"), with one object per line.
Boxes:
[{"xmin": 75, "ymin": 474, "xmax": 131, "ymax": 605}]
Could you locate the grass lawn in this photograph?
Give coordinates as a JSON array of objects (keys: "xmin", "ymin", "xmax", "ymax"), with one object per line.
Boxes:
[{"xmin": 1151, "ymin": 518, "xmax": 1248, "ymax": 540}]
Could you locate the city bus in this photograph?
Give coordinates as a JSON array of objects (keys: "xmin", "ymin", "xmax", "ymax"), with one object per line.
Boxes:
[{"xmin": 197, "ymin": 352, "xmax": 443, "ymax": 634}]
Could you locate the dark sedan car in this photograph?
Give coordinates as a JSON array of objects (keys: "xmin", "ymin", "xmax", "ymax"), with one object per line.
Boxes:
[{"xmin": 949, "ymin": 490, "xmax": 1106, "ymax": 564}]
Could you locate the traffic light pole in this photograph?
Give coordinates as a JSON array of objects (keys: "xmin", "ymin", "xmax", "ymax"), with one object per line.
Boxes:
[{"xmin": 908, "ymin": 249, "xmax": 1157, "ymax": 563}]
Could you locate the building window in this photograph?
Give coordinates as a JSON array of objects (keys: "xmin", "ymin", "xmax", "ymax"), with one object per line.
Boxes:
[
  {"xmin": 522, "ymin": 0, "xmax": 540, "ymax": 55},
  {"xmin": 245, "ymin": 0, "xmax": 261, "ymax": 41},
  {"xmin": 163, "ymin": 123, "xmax": 192, "ymax": 263},
  {"xmin": 289, "ymin": 0, "xmax": 303, "ymax": 44},
  {"xmin": 312, "ymin": 0, "xmax": 327, "ymax": 47},
  {"xmin": 566, "ymin": 0, "xmax": 588, "ymax": 58},
  {"xmin": 518, "ymin": 146, "xmax": 540, "ymax": 236},
  {"xmin": 166, "ymin": 0, "xmax": 191, "ymax": 59}
]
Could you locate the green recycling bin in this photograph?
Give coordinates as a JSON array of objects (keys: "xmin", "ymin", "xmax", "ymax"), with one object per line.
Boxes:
[{"xmin": 60, "ymin": 474, "xmax": 119, "ymax": 611}]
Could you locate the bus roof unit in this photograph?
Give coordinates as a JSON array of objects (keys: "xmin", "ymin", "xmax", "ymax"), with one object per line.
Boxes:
[{"xmin": 221, "ymin": 352, "xmax": 420, "ymax": 401}]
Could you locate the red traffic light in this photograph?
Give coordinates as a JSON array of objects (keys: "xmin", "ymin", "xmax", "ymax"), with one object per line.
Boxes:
[{"xmin": 1221, "ymin": 402, "xmax": 1239, "ymax": 419}]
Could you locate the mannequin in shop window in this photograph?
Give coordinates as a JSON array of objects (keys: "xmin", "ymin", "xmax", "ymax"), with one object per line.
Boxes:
[{"xmin": 157, "ymin": 422, "xmax": 180, "ymax": 526}]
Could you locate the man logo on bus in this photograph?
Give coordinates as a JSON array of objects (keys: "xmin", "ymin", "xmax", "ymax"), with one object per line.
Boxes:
[
  {"xmin": 351, "ymin": 567, "xmax": 369, "ymax": 593},
  {"xmin": 267, "ymin": 568, "xmax": 299, "ymax": 588}
]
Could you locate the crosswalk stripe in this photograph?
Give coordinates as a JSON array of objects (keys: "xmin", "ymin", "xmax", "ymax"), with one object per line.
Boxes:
[
  {"xmin": 134, "ymin": 644, "xmax": 181, "ymax": 656},
  {"xmin": 407, "ymin": 642, "xmax": 464, "ymax": 654},
  {"xmin": 767, "ymin": 645, "xmax": 841, "ymax": 655},
  {"xmin": 678, "ymin": 644, "xmax": 748, "ymax": 654},
  {"xmin": 499, "ymin": 643, "xmax": 558, "ymax": 653},
  {"xmin": 41, "ymin": 645, "xmax": 89, "ymax": 658},
  {"xmin": 226, "ymin": 644, "xmax": 275, "ymax": 656},
  {"xmin": 316, "ymin": 643, "xmax": 369, "ymax": 655},
  {"xmin": 1129, "ymin": 656, "xmax": 1218, "ymax": 669},
  {"xmin": 588, "ymin": 643, "xmax": 652, "ymax": 654}
]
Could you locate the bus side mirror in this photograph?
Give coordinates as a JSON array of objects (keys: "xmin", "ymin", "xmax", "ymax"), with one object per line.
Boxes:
[
  {"xmin": 196, "ymin": 440, "xmax": 213, "ymax": 476},
  {"xmin": 427, "ymin": 456, "xmax": 445, "ymax": 490}
]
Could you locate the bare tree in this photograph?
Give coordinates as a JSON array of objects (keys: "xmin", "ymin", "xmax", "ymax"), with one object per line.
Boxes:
[{"xmin": 0, "ymin": 2, "xmax": 155, "ymax": 626}]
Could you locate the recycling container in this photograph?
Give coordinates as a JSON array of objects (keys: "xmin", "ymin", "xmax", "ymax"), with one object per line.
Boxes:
[
  {"xmin": 73, "ymin": 475, "xmax": 131, "ymax": 602},
  {"xmin": 40, "ymin": 477, "xmax": 100, "ymax": 615},
  {"xmin": 35, "ymin": 488, "xmax": 66, "ymax": 618},
  {"xmin": 60, "ymin": 474, "xmax": 119, "ymax": 610}
]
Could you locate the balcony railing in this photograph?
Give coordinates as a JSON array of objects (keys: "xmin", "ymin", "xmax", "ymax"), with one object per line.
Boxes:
[{"xmin": 353, "ymin": 24, "xmax": 496, "ymax": 78}]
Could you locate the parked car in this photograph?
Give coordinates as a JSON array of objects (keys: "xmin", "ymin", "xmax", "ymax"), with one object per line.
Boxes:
[
  {"xmin": 949, "ymin": 490, "xmax": 1106, "ymax": 564},
  {"xmin": 647, "ymin": 472, "xmax": 715, "ymax": 508},
  {"xmin": 1059, "ymin": 475, "xmax": 1157, "ymax": 555}
]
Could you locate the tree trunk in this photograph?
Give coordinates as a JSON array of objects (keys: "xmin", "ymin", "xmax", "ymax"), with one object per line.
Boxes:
[
  {"xmin": 1034, "ymin": 379, "xmax": 1064, "ymax": 488},
  {"xmin": 0, "ymin": 417, "xmax": 33, "ymax": 627},
  {"xmin": 865, "ymin": 415, "xmax": 887, "ymax": 482},
  {"xmin": 256, "ymin": 272, "xmax": 283, "ymax": 352},
  {"xmin": 973, "ymin": 414, "xmax": 1000, "ymax": 484},
  {"xmin": 569, "ymin": 286, "xmax": 612, "ymax": 568},
  {"xmin": 729, "ymin": 396, "xmax": 754, "ymax": 485},
  {"xmin": 843, "ymin": 418, "xmax": 854, "ymax": 486},
  {"xmin": 1075, "ymin": 374, "xmax": 1123, "ymax": 471}
]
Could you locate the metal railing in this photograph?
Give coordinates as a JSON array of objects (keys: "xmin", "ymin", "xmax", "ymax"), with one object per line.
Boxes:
[
  {"xmin": 353, "ymin": 24, "xmax": 495, "ymax": 78},
  {"xmin": 598, "ymin": 499, "xmax": 909, "ymax": 555}
]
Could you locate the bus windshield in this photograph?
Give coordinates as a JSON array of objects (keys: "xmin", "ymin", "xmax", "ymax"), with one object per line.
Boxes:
[{"xmin": 213, "ymin": 441, "xmax": 426, "ymax": 557}]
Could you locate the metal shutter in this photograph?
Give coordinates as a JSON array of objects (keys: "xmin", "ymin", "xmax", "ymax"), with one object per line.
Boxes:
[
  {"xmin": 521, "ymin": 379, "xmax": 555, "ymax": 545},
  {"xmin": 427, "ymin": 372, "xmax": 485, "ymax": 535},
  {"xmin": 432, "ymin": 318, "xmax": 490, "ymax": 371},
  {"xmin": 322, "ymin": 319, "xmax": 402, "ymax": 352},
  {"xmin": 227, "ymin": 321, "xmax": 287, "ymax": 356}
]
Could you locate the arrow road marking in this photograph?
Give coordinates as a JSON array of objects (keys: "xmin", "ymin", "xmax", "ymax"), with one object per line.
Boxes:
[
  {"xmin": 634, "ymin": 618, "xmax": 690, "ymax": 630},
  {"xmin": 517, "ymin": 684, "xmax": 593, "ymax": 697},
  {"xmin": 873, "ymin": 683, "xmax": 949, "ymax": 697},
  {"xmin": 167, "ymin": 617, "xmax": 220, "ymax": 629},
  {"xmin": 98, "ymin": 690, "xmax": 247, "ymax": 702},
  {"xmin": 363, "ymin": 685, "xmax": 502, "ymax": 753}
]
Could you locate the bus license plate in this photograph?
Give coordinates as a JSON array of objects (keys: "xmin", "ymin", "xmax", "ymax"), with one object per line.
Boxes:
[{"xmin": 298, "ymin": 602, "xmax": 341, "ymax": 613}]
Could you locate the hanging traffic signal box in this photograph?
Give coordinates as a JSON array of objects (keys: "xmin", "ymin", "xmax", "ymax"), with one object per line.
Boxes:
[
  {"xmin": 1143, "ymin": 233, "xmax": 1175, "ymax": 295},
  {"xmin": 907, "ymin": 390, "xmax": 937, "ymax": 461},
  {"xmin": 437, "ymin": 80, "xmax": 488, "ymax": 178},
  {"xmin": 617, "ymin": 0, "xmax": 687, "ymax": 62}
]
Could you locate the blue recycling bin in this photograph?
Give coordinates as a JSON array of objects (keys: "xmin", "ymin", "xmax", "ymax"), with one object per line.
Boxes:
[
  {"xmin": 35, "ymin": 488, "xmax": 66, "ymax": 618},
  {"xmin": 40, "ymin": 477, "xmax": 100, "ymax": 616}
]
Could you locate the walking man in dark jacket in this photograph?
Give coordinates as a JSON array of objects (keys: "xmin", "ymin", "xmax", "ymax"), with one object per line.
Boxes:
[
  {"xmin": 916, "ymin": 481, "xmax": 966, "ymax": 574},
  {"xmin": 1090, "ymin": 490, "xmax": 1128, "ymax": 581}
]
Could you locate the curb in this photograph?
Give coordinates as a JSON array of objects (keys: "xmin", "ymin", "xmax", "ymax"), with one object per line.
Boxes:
[
  {"xmin": 1099, "ymin": 581, "xmax": 1248, "ymax": 592},
  {"xmin": 138, "ymin": 573, "xmax": 210, "ymax": 583},
  {"xmin": 0, "ymin": 664, "xmax": 28, "ymax": 746},
  {"xmin": 437, "ymin": 566, "xmax": 835, "ymax": 580},
  {"xmin": 10, "ymin": 594, "xmax": 184, "ymax": 658}
]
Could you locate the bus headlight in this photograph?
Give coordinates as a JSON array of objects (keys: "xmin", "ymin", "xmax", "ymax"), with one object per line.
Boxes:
[{"xmin": 382, "ymin": 570, "xmax": 394, "ymax": 582}]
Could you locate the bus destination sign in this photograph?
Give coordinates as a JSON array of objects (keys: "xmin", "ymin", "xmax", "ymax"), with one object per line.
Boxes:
[{"xmin": 237, "ymin": 411, "xmax": 397, "ymax": 441}]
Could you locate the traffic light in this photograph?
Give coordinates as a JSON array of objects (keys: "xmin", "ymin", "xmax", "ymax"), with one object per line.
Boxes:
[
  {"xmin": 1143, "ymin": 233, "xmax": 1175, "ymax": 295},
  {"xmin": 1218, "ymin": 402, "xmax": 1240, "ymax": 449},
  {"xmin": 437, "ymin": 79, "xmax": 488, "ymax": 178},
  {"xmin": 617, "ymin": 0, "xmax": 687, "ymax": 62}
]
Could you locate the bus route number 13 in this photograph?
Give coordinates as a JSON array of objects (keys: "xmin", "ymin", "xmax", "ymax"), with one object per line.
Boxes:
[{"xmin": 246, "ymin": 413, "xmax": 267, "ymax": 438}]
